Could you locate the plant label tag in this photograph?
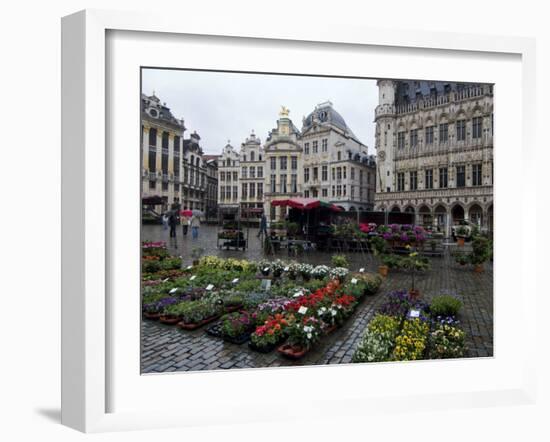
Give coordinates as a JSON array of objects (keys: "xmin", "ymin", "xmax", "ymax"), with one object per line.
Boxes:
[
  {"xmin": 263, "ymin": 267, "xmax": 269, "ymax": 272},
  {"xmin": 190, "ymin": 275, "xmax": 196, "ymax": 281},
  {"xmin": 359, "ymin": 268, "xmax": 365, "ymax": 273},
  {"xmin": 186, "ymin": 265, "xmax": 192, "ymax": 270},
  {"xmin": 169, "ymin": 288, "xmax": 177, "ymax": 294},
  {"xmin": 232, "ymin": 278, "xmax": 239, "ymax": 284},
  {"xmin": 162, "ymin": 278, "xmax": 169, "ymax": 282},
  {"xmin": 410, "ymin": 310, "xmax": 420, "ymax": 318},
  {"xmin": 284, "ymin": 267, "xmax": 289, "ymax": 272},
  {"xmin": 351, "ymin": 278, "xmax": 358, "ymax": 284},
  {"xmin": 298, "ymin": 306, "xmax": 308, "ymax": 315},
  {"xmin": 206, "ymin": 284, "xmax": 214, "ymax": 291},
  {"xmin": 261, "ymin": 279, "xmax": 271, "ymax": 291}
]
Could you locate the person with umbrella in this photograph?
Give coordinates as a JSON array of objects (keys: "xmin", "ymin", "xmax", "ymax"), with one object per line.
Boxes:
[
  {"xmin": 257, "ymin": 212, "xmax": 268, "ymax": 238},
  {"xmin": 180, "ymin": 208, "xmax": 191, "ymax": 236}
]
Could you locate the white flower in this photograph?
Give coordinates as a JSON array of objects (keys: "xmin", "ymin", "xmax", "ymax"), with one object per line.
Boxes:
[{"xmin": 307, "ymin": 333, "xmax": 312, "ymax": 339}]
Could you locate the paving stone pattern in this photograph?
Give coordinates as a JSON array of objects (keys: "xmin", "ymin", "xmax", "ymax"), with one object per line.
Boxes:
[{"xmin": 141, "ymin": 225, "xmax": 493, "ymax": 373}]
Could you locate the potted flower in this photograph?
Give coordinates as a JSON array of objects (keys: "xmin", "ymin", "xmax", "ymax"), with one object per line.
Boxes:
[
  {"xmin": 278, "ymin": 316, "xmax": 321, "ymax": 359},
  {"xmin": 455, "ymin": 226, "xmax": 468, "ymax": 246},
  {"xmin": 311, "ymin": 265, "xmax": 330, "ymax": 280},
  {"xmin": 400, "ymin": 247, "xmax": 430, "ymax": 300},
  {"xmin": 331, "ymin": 254, "xmax": 349, "ymax": 268},
  {"xmin": 249, "ymin": 313, "xmax": 289, "ymax": 353},
  {"xmin": 219, "ymin": 311, "xmax": 253, "ymax": 344},
  {"xmin": 190, "ymin": 247, "xmax": 205, "ymax": 266},
  {"xmin": 370, "ymin": 235, "xmax": 390, "ymax": 276},
  {"xmin": 329, "ymin": 267, "xmax": 349, "ymax": 283},
  {"xmin": 470, "ymin": 235, "xmax": 491, "ymax": 273},
  {"xmin": 298, "ymin": 263, "xmax": 314, "ymax": 281}
]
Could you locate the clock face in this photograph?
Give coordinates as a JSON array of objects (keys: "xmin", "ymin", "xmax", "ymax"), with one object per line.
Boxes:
[{"xmin": 378, "ymin": 150, "xmax": 386, "ymax": 161}]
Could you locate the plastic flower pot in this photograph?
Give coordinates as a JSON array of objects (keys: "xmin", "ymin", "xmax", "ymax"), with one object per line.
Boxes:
[
  {"xmin": 457, "ymin": 237, "xmax": 465, "ymax": 247},
  {"xmin": 143, "ymin": 312, "xmax": 161, "ymax": 320},
  {"xmin": 378, "ymin": 265, "xmax": 389, "ymax": 277},
  {"xmin": 159, "ymin": 315, "xmax": 181, "ymax": 325},
  {"xmin": 277, "ymin": 343, "xmax": 308, "ymax": 359},
  {"xmin": 474, "ymin": 263, "xmax": 484, "ymax": 273}
]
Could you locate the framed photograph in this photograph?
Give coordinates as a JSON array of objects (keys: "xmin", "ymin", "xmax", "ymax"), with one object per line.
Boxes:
[{"xmin": 62, "ymin": 9, "xmax": 537, "ymax": 433}]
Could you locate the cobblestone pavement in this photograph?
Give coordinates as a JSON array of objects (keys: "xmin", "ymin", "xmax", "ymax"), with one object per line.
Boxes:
[{"xmin": 141, "ymin": 227, "xmax": 493, "ymax": 372}]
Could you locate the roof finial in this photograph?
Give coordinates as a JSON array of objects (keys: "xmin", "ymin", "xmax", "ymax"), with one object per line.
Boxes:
[{"xmin": 279, "ymin": 105, "xmax": 290, "ymax": 118}]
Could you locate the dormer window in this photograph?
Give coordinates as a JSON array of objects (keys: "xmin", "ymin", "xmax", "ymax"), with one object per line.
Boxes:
[{"xmin": 149, "ymin": 109, "xmax": 158, "ymax": 118}]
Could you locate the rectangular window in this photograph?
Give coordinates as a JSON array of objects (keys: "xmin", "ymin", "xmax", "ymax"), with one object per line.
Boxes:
[
  {"xmin": 337, "ymin": 185, "xmax": 341, "ymax": 196},
  {"xmin": 425, "ymin": 169, "xmax": 433, "ymax": 189},
  {"xmin": 337, "ymin": 167, "xmax": 342, "ymax": 180},
  {"xmin": 351, "ymin": 185, "xmax": 354, "ymax": 199},
  {"xmin": 322, "ymin": 188, "xmax": 328, "ymax": 197},
  {"xmin": 257, "ymin": 166, "xmax": 263, "ymax": 178},
  {"xmin": 410, "ymin": 129, "xmax": 418, "ymax": 148},
  {"xmin": 472, "ymin": 163, "xmax": 482, "ymax": 186},
  {"xmin": 313, "ymin": 167, "xmax": 318, "ymax": 181},
  {"xmin": 241, "ymin": 183, "xmax": 248, "ymax": 199},
  {"xmin": 439, "ymin": 123, "xmax": 449, "ymax": 143},
  {"xmin": 270, "ymin": 174, "xmax": 276, "ymax": 193},
  {"xmin": 456, "ymin": 120, "xmax": 466, "ymax": 141},
  {"xmin": 291, "ymin": 174, "xmax": 297, "ymax": 193},
  {"xmin": 456, "ymin": 165, "xmax": 466, "ymax": 187},
  {"xmin": 249, "ymin": 167, "xmax": 255, "ymax": 178},
  {"xmin": 398, "ymin": 131, "xmax": 405, "ymax": 149},
  {"xmin": 472, "ymin": 117, "xmax": 483, "ymax": 139},
  {"xmin": 322, "ymin": 165, "xmax": 328, "ymax": 181},
  {"xmin": 332, "ymin": 168, "xmax": 335, "ymax": 180},
  {"xmin": 249, "ymin": 182, "xmax": 255, "ymax": 198},
  {"xmin": 304, "ymin": 190, "xmax": 310, "ymax": 198},
  {"xmin": 350, "ymin": 167, "xmax": 355, "ymax": 180},
  {"xmin": 360, "ymin": 170, "xmax": 363, "ymax": 184},
  {"xmin": 220, "ymin": 186, "xmax": 225, "ymax": 200},
  {"xmin": 343, "ymin": 185, "xmax": 346, "ymax": 196},
  {"xmin": 425, "ymin": 126, "xmax": 434, "ymax": 145},
  {"xmin": 397, "ymin": 173, "xmax": 405, "ymax": 191},
  {"xmin": 241, "ymin": 167, "xmax": 247, "ymax": 178},
  {"xmin": 291, "ymin": 156, "xmax": 297, "ymax": 170},
  {"xmin": 270, "ymin": 157, "xmax": 276, "ymax": 170},
  {"xmin": 439, "ymin": 168, "xmax": 448, "ymax": 188},
  {"xmin": 322, "ymin": 138, "xmax": 328, "ymax": 152},
  {"xmin": 233, "ymin": 186, "xmax": 238, "ymax": 200},
  {"xmin": 410, "ymin": 171, "xmax": 418, "ymax": 190},
  {"xmin": 312, "ymin": 141, "xmax": 318, "ymax": 153},
  {"xmin": 257, "ymin": 183, "xmax": 263, "ymax": 199},
  {"xmin": 149, "ymin": 180, "xmax": 156, "ymax": 190},
  {"xmin": 220, "ymin": 171, "xmax": 225, "ymax": 181},
  {"xmin": 280, "ymin": 156, "xmax": 287, "ymax": 170},
  {"xmin": 280, "ymin": 174, "xmax": 287, "ymax": 193},
  {"xmin": 304, "ymin": 168, "xmax": 310, "ymax": 182},
  {"xmin": 304, "ymin": 142, "xmax": 310, "ymax": 155},
  {"xmin": 332, "ymin": 186, "xmax": 335, "ymax": 197},
  {"xmin": 343, "ymin": 167, "xmax": 347, "ymax": 179},
  {"xmin": 233, "ymin": 172, "xmax": 238, "ymax": 182}
]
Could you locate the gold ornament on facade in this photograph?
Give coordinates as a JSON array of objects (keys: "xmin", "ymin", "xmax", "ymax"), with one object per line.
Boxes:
[{"xmin": 279, "ymin": 105, "xmax": 290, "ymax": 117}]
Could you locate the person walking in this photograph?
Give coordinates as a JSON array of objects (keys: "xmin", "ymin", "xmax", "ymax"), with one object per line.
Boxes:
[
  {"xmin": 257, "ymin": 212, "xmax": 268, "ymax": 238},
  {"xmin": 168, "ymin": 212, "xmax": 177, "ymax": 238},
  {"xmin": 190, "ymin": 214, "xmax": 201, "ymax": 239},
  {"xmin": 161, "ymin": 212, "xmax": 169, "ymax": 231},
  {"xmin": 181, "ymin": 211, "xmax": 189, "ymax": 236}
]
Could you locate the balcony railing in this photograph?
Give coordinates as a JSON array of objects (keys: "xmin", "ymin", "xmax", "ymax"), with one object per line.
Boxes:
[{"xmin": 148, "ymin": 172, "xmax": 157, "ymax": 180}]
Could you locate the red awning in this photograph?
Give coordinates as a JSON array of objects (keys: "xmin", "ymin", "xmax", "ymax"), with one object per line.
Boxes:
[{"xmin": 271, "ymin": 198, "xmax": 342, "ymax": 212}]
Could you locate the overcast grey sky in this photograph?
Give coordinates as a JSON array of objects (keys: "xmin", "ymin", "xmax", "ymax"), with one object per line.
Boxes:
[{"xmin": 142, "ymin": 69, "xmax": 379, "ymax": 155}]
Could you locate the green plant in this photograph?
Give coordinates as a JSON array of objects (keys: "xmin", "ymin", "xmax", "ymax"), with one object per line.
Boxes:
[
  {"xmin": 392, "ymin": 318, "xmax": 430, "ymax": 361},
  {"xmin": 428, "ymin": 323, "xmax": 466, "ymax": 359},
  {"xmin": 286, "ymin": 316, "xmax": 321, "ymax": 349},
  {"xmin": 430, "ymin": 295, "xmax": 463, "ymax": 317},
  {"xmin": 331, "ymin": 254, "xmax": 349, "ymax": 268},
  {"xmin": 191, "ymin": 247, "xmax": 205, "ymax": 261},
  {"xmin": 455, "ymin": 226, "xmax": 469, "ymax": 238},
  {"xmin": 400, "ymin": 248, "xmax": 430, "ymax": 291},
  {"xmin": 470, "ymin": 235, "xmax": 491, "ymax": 265},
  {"xmin": 454, "ymin": 253, "xmax": 471, "ymax": 266},
  {"xmin": 352, "ymin": 314, "xmax": 401, "ymax": 363},
  {"xmin": 220, "ymin": 312, "xmax": 252, "ymax": 338},
  {"xmin": 381, "ymin": 254, "xmax": 402, "ymax": 269},
  {"xmin": 369, "ymin": 236, "xmax": 388, "ymax": 256}
]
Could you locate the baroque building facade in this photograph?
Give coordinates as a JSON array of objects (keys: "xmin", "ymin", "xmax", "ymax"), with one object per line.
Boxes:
[
  {"xmin": 374, "ymin": 80, "xmax": 494, "ymax": 235},
  {"xmin": 301, "ymin": 101, "xmax": 376, "ymax": 212},
  {"xmin": 216, "ymin": 103, "xmax": 376, "ymax": 222},
  {"xmin": 141, "ymin": 93, "xmax": 185, "ymax": 210},
  {"xmin": 181, "ymin": 131, "xmax": 208, "ymax": 211},
  {"xmin": 203, "ymin": 155, "xmax": 220, "ymax": 221}
]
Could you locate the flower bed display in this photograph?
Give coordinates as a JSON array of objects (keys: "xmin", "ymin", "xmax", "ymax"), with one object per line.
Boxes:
[
  {"xmin": 140, "ymin": 245, "xmax": 385, "ymax": 359},
  {"xmin": 352, "ymin": 291, "xmax": 467, "ymax": 363}
]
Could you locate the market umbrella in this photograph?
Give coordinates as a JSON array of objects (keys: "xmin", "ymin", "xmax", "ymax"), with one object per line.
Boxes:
[
  {"xmin": 271, "ymin": 197, "xmax": 342, "ymax": 212},
  {"xmin": 180, "ymin": 209, "xmax": 193, "ymax": 217},
  {"xmin": 192, "ymin": 210, "xmax": 204, "ymax": 217}
]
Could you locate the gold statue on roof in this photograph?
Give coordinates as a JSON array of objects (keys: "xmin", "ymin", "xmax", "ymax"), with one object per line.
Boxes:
[{"xmin": 279, "ymin": 105, "xmax": 290, "ymax": 117}]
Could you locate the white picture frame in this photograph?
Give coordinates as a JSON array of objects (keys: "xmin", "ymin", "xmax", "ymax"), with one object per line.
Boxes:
[{"xmin": 61, "ymin": 9, "xmax": 538, "ymax": 433}]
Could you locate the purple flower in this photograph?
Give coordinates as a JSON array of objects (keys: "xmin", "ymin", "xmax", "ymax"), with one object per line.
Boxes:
[{"xmin": 400, "ymin": 232, "xmax": 409, "ymax": 242}]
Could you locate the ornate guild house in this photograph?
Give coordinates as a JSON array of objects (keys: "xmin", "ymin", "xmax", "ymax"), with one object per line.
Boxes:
[{"xmin": 374, "ymin": 80, "xmax": 494, "ymax": 235}]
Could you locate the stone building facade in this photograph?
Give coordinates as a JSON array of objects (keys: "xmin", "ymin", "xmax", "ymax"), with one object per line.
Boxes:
[
  {"xmin": 374, "ymin": 80, "xmax": 494, "ymax": 235},
  {"xmin": 239, "ymin": 131, "xmax": 265, "ymax": 220},
  {"xmin": 141, "ymin": 93, "xmax": 185, "ymax": 211},
  {"xmin": 217, "ymin": 142, "xmax": 241, "ymax": 211},
  {"xmin": 181, "ymin": 131, "xmax": 208, "ymax": 211},
  {"xmin": 301, "ymin": 101, "xmax": 376, "ymax": 212},
  {"xmin": 263, "ymin": 107, "xmax": 303, "ymax": 221},
  {"xmin": 203, "ymin": 155, "xmax": 219, "ymax": 221}
]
